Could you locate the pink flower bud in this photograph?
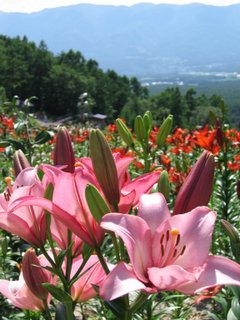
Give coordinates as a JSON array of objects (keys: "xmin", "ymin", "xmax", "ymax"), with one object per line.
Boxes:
[
  {"xmin": 53, "ymin": 127, "xmax": 75, "ymax": 173},
  {"xmin": 22, "ymin": 249, "xmax": 49, "ymax": 300},
  {"xmin": 173, "ymin": 151, "xmax": 215, "ymax": 214},
  {"xmin": 13, "ymin": 149, "xmax": 31, "ymax": 177}
]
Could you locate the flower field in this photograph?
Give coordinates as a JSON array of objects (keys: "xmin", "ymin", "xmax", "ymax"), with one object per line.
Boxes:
[{"xmin": 0, "ymin": 106, "xmax": 239, "ymax": 320}]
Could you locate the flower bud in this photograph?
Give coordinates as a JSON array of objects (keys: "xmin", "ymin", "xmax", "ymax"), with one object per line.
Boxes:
[
  {"xmin": 90, "ymin": 129, "xmax": 120, "ymax": 208},
  {"xmin": 134, "ymin": 115, "xmax": 146, "ymax": 142},
  {"xmin": 53, "ymin": 127, "xmax": 75, "ymax": 173},
  {"xmin": 221, "ymin": 220, "xmax": 240, "ymax": 262},
  {"xmin": 116, "ymin": 119, "xmax": 134, "ymax": 147},
  {"xmin": 157, "ymin": 170, "xmax": 170, "ymax": 201},
  {"xmin": 13, "ymin": 149, "xmax": 31, "ymax": 177},
  {"xmin": 156, "ymin": 115, "xmax": 173, "ymax": 148},
  {"xmin": 221, "ymin": 220, "xmax": 240, "ymax": 243},
  {"xmin": 22, "ymin": 249, "xmax": 49, "ymax": 300},
  {"xmin": 173, "ymin": 151, "xmax": 215, "ymax": 214},
  {"xmin": 143, "ymin": 110, "xmax": 153, "ymax": 136},
  {"xmin": 215, "ymin": 118, "xmax": 224, "ymax": 148}
]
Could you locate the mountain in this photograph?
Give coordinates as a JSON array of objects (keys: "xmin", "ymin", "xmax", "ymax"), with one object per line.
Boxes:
[{"xmin": 1, "ymin": 3, "xmax": 240, "ymax": 77}]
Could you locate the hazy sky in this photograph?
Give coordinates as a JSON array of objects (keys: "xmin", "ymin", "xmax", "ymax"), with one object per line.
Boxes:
[{"xmin": 0, "ymin": 0, "xmax": 240, "ymax": 13}]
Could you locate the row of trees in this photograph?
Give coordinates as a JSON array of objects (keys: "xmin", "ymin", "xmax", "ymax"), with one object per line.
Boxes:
[{"xmin": 0, "ymin": 35, "xmax": 227, "ymax": 127}]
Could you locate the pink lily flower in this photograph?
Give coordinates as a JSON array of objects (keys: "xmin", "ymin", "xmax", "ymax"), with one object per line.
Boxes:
[
  {"xmin": 0, "ymin": 251, "xmax": 55, "ymax": 311},
  {"xmin": 70, "ymin": 254, "xmax": 107, "ymax": 302},
  {"xmin": 50, "ymin": 216, "xmax": 83, "ymax": 257},
  {"xmin": 12, "ymin": 164, "xmax": 104, "ymax": 247},
  {"xmin": 99, "ymin": 193, "xmax": 240, "ymax": 300},
  {"xmin": 80, "ymin": 153, "xmax": 160, "ymax": 213},
  {"xmin": 0, "ymin": 167, "xmax": 47, "ymax": 247}
]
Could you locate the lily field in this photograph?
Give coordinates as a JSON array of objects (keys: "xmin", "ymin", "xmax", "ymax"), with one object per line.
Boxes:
[{"xmin": 0, "ymin": 101, "xmax": 240, "ymax": 320}]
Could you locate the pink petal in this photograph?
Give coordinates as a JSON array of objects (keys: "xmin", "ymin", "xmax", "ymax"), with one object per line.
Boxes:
[
  {"xmin": 71, "ymin": 255, "xmax": 106, "ymax": 302},
  {"xmin": 0, "ymin": 279, "xmax": 44, "ymax": 311},
  {"xmin": 138, "ymin": 193, "xmax": 171, "ymax": 234},
  {"xmin": 177, "ymin": 255, "xmax": 240, "ymax": 294},
  {"xmin": 152, "ymin": 207, "xmax": 216, "ymax": 268},
  {"xmin": 122, "ymin": 171, "xmax": 160, "ymax": 207},
  {"xmin": 13, "ymin": 167, "xmax": 38, "ymax": 190},
  {"xmin": 0, "ymin": 213, "xmax": 41, "ymax": 246},
  {"xmin": 114, "ymin": 153, "xmax": 133, "ymax": 188},
  {"xmin": 148, "ymin": 265, "xmax": 197, "ymax": 291},
  {"xmin": 101, "ymin": 213, "xmax": 152, "ymax": 282},
  {"xmin": 99, "ymin": 262, "xmax": 146, "ymax": 301},
  {"xmin": 11, "ymin": 196, "xmax": 99, "ymax": 247},
  {"xmin": 118, "ymin": 189, "xmax": 136, "ymax": 213}
]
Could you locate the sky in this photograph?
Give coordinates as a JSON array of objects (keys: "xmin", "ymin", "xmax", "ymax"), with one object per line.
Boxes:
[{"xmin": 0, "ymin": 0, "xmax": 240, "ymax": 13}]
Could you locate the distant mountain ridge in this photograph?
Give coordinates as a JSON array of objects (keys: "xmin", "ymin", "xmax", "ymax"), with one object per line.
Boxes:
[{"xmin": 1, "ymin": 3, "xmax": 240, "ymax": 76}]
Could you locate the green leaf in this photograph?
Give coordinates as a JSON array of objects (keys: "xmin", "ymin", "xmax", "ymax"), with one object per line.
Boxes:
[
  {"xmin": 42, "ymin": 283, "xmax": 72, "ymax": 304},
  {"xmin": 85, "ymin": 183, "xmax": 110, "ymax": 223},
  {"xmin": 7, "ymin": 139, "xmax": 26, "ymax": 151},
  {"xmin": 34, "ymin": 130, "xmax": 54, "ymax": 144},
  {"xmin": 0, "ymin": 140, "xmax": 10, "ymax": 148},
  {"xmin": 82, "ymin": 242, "xmax": 93, "ymax": 261}
]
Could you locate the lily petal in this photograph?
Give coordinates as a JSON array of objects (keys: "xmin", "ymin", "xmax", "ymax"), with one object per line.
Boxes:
[
  {"xmin": 152, "ymin": 207, "xmax": 215, "ymax": 268},
  {"xmin": 101, "ymin": 213, "xmax": 152, "ymax": 282},
  {"xmin": 138, "ymin": 193, "xmax": 171, "ymax": 234},
  {"xmin": 0, "ymin": 279, "xmax": 44, "ymax": 311},
  {"xmin": 100, "ymin": 262, "xmax": 146, "ymax": 301},
  {"xmin": 122, "ymin": 171, "xmax": 160, "ymax": 208},
  {"xmin": 148, "ymin": 265, "xmax": 197, "ymax": 291},
  {"xmin": 177, "ymin": 255, "xmax": 240, "ymax": 294}
]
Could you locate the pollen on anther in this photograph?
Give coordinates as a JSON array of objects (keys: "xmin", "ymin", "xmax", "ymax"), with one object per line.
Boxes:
[
  {"xmin": 74, "ymin": 162, "xmax": 82, "ymax": 167},
  {"xmin": 5, "ymin": 176, "xmax": 12, "ymax": 187},
  {"xmin": 170, "ymin": 228, "xmax": 180, "ymax": 236}
]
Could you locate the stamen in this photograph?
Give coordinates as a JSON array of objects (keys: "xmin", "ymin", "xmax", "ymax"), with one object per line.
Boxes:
[
  {"xmin": 160, "ymin": 234, "xmax": 164, "ymax": 244},
  {"xmin": 166, "ymin": 230, "xmax": 170, "ymax": 241},
  {"xmin": 180, "ymin": 245, "xmax": 186, "ymax": 256},
  {"xmin": 160, "ymin": 228, "xmax": 184, "ymax": 267},
  {"xmin": 74, "ymin": 162, "xmax": 82, "ymax": 167},
  {"xmin": 5, "ymin": 177, "xmax": 13, "ymax": 193},
  {"xmin": 161, "ymin": 244, "xmax": 165, "ymax": 256},
  {"xmin": 170, "ymin": 228, "xmax": 180, "ymax": 236},
  {"xmin": 176, "ymin": 234, "xmax": 181, "ymax": 246},
  {"xmin": 173, "ymin": 248, "xmax": 177, "ymax": 258}
]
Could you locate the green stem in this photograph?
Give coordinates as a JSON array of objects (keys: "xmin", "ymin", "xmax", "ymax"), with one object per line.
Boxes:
[
  {"xmin": 110, "ymin": 232, "xmax": 121, "ymax": 262},
  {"xmin": 42, "ymin": 299, "xmax": 52, "ymax": 320},
  {"xmin": 66, "ymin": 230, "xmax": 73, "ymax": 284},
  {"xmin": 130, "ymin": 292, "xmax": 148, "ymax": 316},
  {"xmin": 94, "ymin": 245, "xmax": 110, "ymax": 274}
]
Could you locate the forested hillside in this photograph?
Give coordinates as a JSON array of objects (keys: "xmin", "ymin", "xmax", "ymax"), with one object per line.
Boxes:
[{"xmin": 0, "ymin": 35, "xmax": 228, "ymax": 127}]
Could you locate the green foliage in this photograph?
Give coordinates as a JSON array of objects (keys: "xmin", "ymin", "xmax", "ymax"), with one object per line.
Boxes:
[{"xmin": 0, "ymin": 35, "xmax": 146, "ymax": 120}]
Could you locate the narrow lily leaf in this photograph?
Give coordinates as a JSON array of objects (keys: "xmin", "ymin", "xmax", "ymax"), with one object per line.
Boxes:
[
  {"xmin": 82, "ymin": 242, "xmax": 93, "ymax": 261},
  {"xmin": 85, "ymin": 183, "xmax": 111, "ymax": 223},
  {"xmin": 42, "ymin": 283, "xmax": 72, "ymax": 304},
  {"xmin": 0, "ymin": 141, "xmax": 10, "ymax": 148},
  {"xmin": 35, "ymin": 130, "xmax": 54, "ymax": 144}
]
